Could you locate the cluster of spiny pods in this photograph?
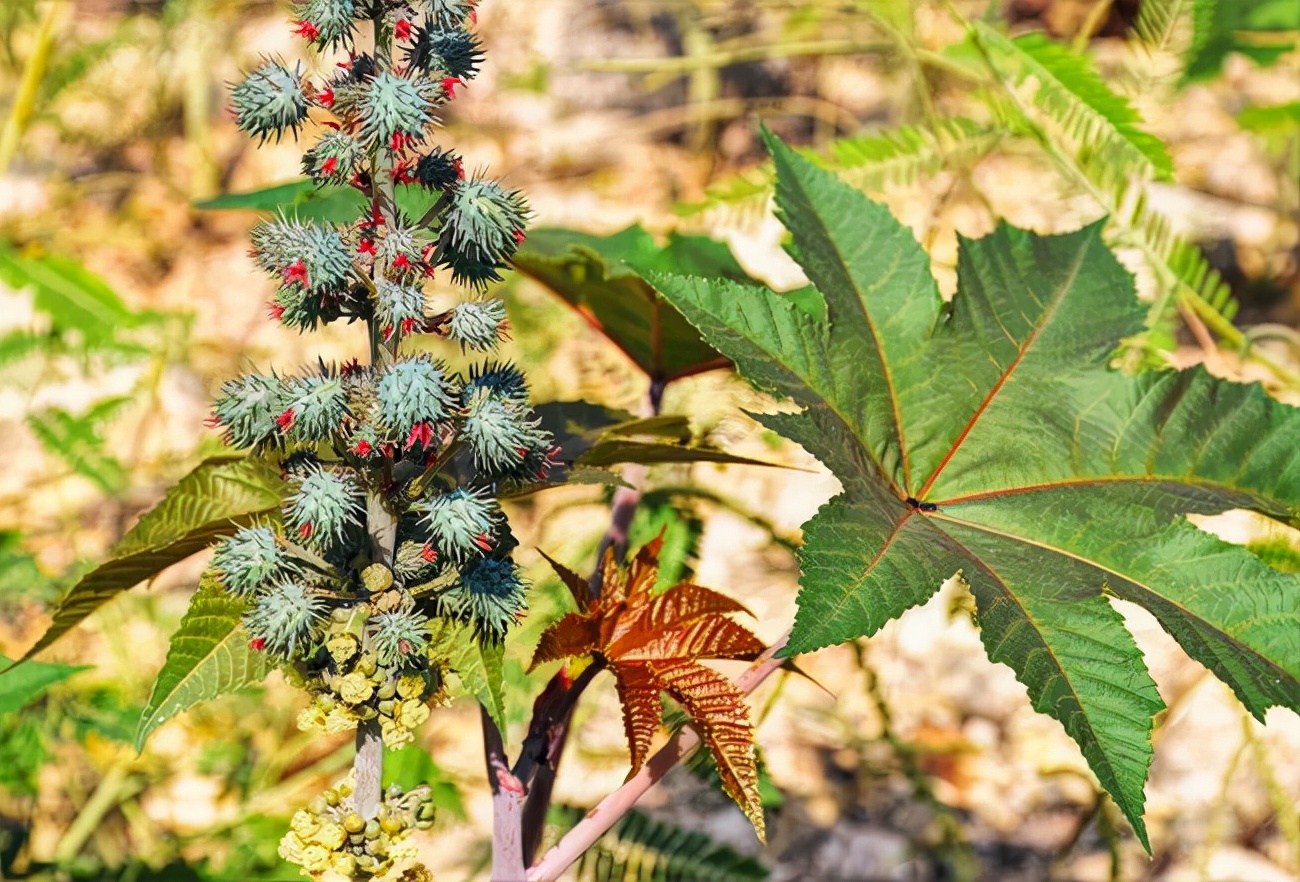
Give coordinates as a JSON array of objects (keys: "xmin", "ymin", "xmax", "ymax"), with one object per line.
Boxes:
[{"xmin": 206, "ymin": 0, "xmax": 553, "ymax": 876}]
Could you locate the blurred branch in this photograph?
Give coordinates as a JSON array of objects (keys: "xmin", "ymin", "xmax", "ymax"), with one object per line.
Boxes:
[{"xmin": 0, "ymin": 0, "xmax": 61, "ymax": 174}]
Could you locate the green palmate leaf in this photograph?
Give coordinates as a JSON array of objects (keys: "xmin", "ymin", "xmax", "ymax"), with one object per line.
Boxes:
[
  {"xmin": 578, "ymin": 414, "xmax": 791, "ymax": 470},
  {"xmin": 20, "ymin": 457, "xmax": 284, "ymax": 662},
  {"xmin": 653, "ymin": 133, "xmax": 1300, "ymax": 848},
  {"xmin": 196, "ymin": 180, "xmax": 365, "ymax": 224},
  {"xmin": 135, "ymin": 574, "xmax": 269, "ymax": 750},
  {"xmin": 0, "ymin": 656, "xmax": 88, "ymax": 714},
  {"xmin": 977, "ymin": 25, "xmax": 1174, "ymax": 182},
  {"xmin": 513, "ymin": 226, "xmax": 762, "ymax": 381},
  {"xmin": 430, "ymin": 619, "xmax": 507, "ymax": 735}
]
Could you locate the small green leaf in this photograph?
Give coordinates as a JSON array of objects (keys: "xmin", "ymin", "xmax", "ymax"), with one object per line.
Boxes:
[
  {"xmin": 1185, "ymin": 0, "xmax": 1300, "ymax": 82},
  {"xmin": 513, "ymin": 226, "xmax": 758, "ymax": 381},
  {"xmin": 20, "ymin": 457, "xmax": 284, "ymax": 661},
  {"xmin": 135, "ymin": 574, "xmax": 269, "ymax": 750},
  {"xmin": 0, "ymin": 656, "xmax": 88, "ymax": 714},
  {"xmin": 430, "ymin": 619, "xmax": 507, "ymax": 736}
]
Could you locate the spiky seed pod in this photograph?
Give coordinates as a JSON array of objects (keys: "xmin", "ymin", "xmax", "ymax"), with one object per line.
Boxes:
[
  {"xmin": 446, "ymin": 299, "xmax": 507, "ymax": 351},
  {"xmin": 233, "ymin": 61, "xmax": 308, "ymax": 143},
  {"xmin": 421, "ymin": 0, "xmax": 476, "ymax": 29},
  {"xmin": 292, "ymin": 0, "xmax": 356, "ymax": 46},
  {"xmin": 412, "ymin": 148, "xmax": 463, "ymax": 190},
  {"xmin": 281, "ymin": 373, "xmax": 350, "ymax": 442},
  {"xmin": 244, "ymin": 579, "xmax": 327, "ymax": 659},
  {"xmin": 417, "ymin": 487, "xmax": 501, "ymax": 562},
  {"xmin": 439, "ymin": 248, "xmax": 503, "ymax": 290},
  {"xmin": 461, "ymin": 387, "xmax": 545, "ymax": 472},
  {"xmin": 250, "ymin": 219, "xmax": 352, "ymax": 294},
  {"xmin": 375, "ymin": 356, "xmax": 456, "ymax": 435},
  {"xmin": 211, "ymin": 372, "xmax": 286, "ymax": 447},
  {"xmin": 441, "ymin": 178, "xmax": 529, "ymax": 264},
  {"xmin": 440, "ymin": 557, "xmax": 525, "ymax": 640},
  {"xmin": 212, "ymin": 526, "xmax": 294, "ymax": 597},
  {"xmin": 374, "ymin": 222, "xmax": 425, "ymax": 277},
  {"xmin": 405, "ymin": 26, "xmax": 483, "ymax": 80},
  {"xmin": 462, "ymin": 360, "xmax": 529, "ymax": 406},
  {"xmin": 302, "ymin": 131, "xmax": 367, "ymax": 185},
  {"xmin": 373, "ymin": 280, "xmax": 426, "ymax": 334},
  {"xmin": 272, "ymin": 284, "xmax": 325, "ymax": 331},
  {"xmin": 370, "ymin": 606, "xmax": 432, "ymax": 668},
  {"xmin": 286, "ymin": 464, "xmax": 364, "ymax": 546},
  {"xmin": 359, "ymin": 72, "xmax": 436, "ymax": 146}
]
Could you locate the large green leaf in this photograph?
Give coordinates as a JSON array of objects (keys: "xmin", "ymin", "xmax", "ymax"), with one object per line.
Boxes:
[
  {"xmin": 430, "ymin": 620, "xmax": 507, "ymax": 736},
  {"xmin": 653, "ymin": 132, "xmax": 1300, "ymax": 848},
  {"xmin": 135, "ymin": 574, "xmax": 269, "ymax": 750},
  {"xmin": 0, "ymin": 656, "xmax": 88, "ymax": 714},
  {"xmin": 19, "ymin": 457, "xmax": 284, "ymax": 662},
  {"xmin": 197, "ymin": 179, "xmax": 441, "ymax": 226},
  {"xmin": 513, "ymin": 226, "xmax": 763, "ymax": 381}
]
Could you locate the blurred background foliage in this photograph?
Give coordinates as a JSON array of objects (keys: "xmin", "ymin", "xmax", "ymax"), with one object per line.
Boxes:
[{"xmin": 0, "ymin": 1, "xmax": 1298, "ymax": 881}]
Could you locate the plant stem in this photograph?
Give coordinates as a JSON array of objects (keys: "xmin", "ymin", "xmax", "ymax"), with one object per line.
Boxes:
[
  {"xmin": 354, "ymin": 8, "xmax": 400, "ymax": 823},
  {"xmin": 0, "ymin": 0, "xmax": 61, "ymax": 174},
  {"xmin": 525, "ymin": 630, "xmax": 790, "ymax": 882}
]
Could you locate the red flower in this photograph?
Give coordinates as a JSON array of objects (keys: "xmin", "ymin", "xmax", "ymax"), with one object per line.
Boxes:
[
  {"xmin": 390, "ymin": 132, "xmax": 407, "ymax": 153},
  {"xmin": 421, "ymin": 543, "xmax": 438, "ymax": 563},
  {"xmin": 321, "ymin": 156, "xmax": 339, "ymax": 176},
  {"xmin": 293, "ymin": 20, "xmax": 320, "ymax": 40},
  {"xmin": 318, "ymin": 87, "xmax": 335, "ymax": 107},
  {"xmin": 406, "ymin": 421, "xmax": 434, "ymax": 450},
  {"xmin": 512, "ymin": 228, "xmax": 526, "ymax": 245},
  {"xmin": 453, "ymin": 157, "xmax": 464, "ymax": 179},
  {"xmin": 298, "ymin": 522, "xmax": 314, "ymax": 539},
  {"xmin": 474, "ymin": 533, "xmax": 494, "ymax": 551},
  {"xmin": 395, "ymin": 18, "xmax": 412, "ymax": 40},
  {"xmin": 393, "ymin": 253, "xmax": 412, "ymax": 272},
  {"xmin": 353, "ymin": 438, "xmax": 373, "ymax": 457},
  {"xmin": 276, "ymin": 408, "xmax": 296, "ymax": 431},
  {"xmin": 358, "ymin": 238, "xmax": 377, "ymax": 255},
  {"xmin": 441, "ymin": 77, "xmax": 462, "ymax": 98},
  {"xmin": 249, "ymin": 638, "xmax": 266, "ymax": 652},
  {"xmin": 400, "ymin": 317, "xmax": 418, "ymax": 335},
  {"xmin": 268, "ymin": 302, "xmax": 286, "ymax": 321}
]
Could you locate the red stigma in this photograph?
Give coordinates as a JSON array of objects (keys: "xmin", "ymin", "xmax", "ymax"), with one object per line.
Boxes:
[
  {"xmin": 276, "ymin": 408, "xmax": 296, "ymax": 430},
  {"xmin": 406, "ymin": 421, "xmax": 434, "ymax": 450},
  {"xmin": 203, "ymin": 413, "xmax": 222, "ymax": 429},
  {"xmin": 453, "ymin": 157, "xmax": 464, "ymax": 179},
  {"xmin": 441, "ymin": 77, "xmax": 462, "ymax": 98},
  {"xmin": 382, "ymin": 324, "xmax": 395, "ymax": 341},
  {"xmin": 318, "ymin": 87, "xmax": 334, "ymax": 107},
  {"xmin": 395, "ymin": 19, "xmax": 412, "ymax": 40},
  {"xmin": 249, "ymin": 638, "xmax": 266, "ymax": 652},
  {"xmin": 389, "ymin": 132, "xmax": 406, "ymax": 153},
  {"xmin": 512, "ymin": 229, "xmax": 526, "ymax": 245},
  {"xmin": 421, "ymin": 544, "xmax": 437, "ymax": 563},
  {"xmin": 358, "ymin": 239, "xmax": 376, "ymax": 255},
  {"xmin": 321, "ymin": 156, "xmax": 339, "ymax": 176},
  {"xmin": 393, "ymin": 254, "xmax": 412, "ymax": 271},
  {"xmin": 353, "ymin": 438, "xmax": 373, "ymax": 457},
  {"xmin": 298, "ymin": 522, "xmax": 314, "ymax": 539},
  {"xmin": 284, "ymin": 259, "xmax": 310, "ymax": 288},
  {"xmin": 400, "ymin": 317, "xmax": 418, "ymax": 335},
  {"xmin": 268, "ymin": 302, "xmax": 286, "ymax": 321},
  {"xmin": 474, "ymin": 533, "xmax": 494, "ymax": 551},
  {"xmin": 293, "ymin": 20, "xmax": 321, "ymax": 40}
]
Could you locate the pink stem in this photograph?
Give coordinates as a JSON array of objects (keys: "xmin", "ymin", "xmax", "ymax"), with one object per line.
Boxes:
[{"xmin": 524, "ymin": 631, "xmax": 791, "ymax": 882}]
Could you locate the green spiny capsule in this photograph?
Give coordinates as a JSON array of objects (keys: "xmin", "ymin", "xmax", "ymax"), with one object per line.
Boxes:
[
  {"xmin": 370, "ymin": 607, "xmax": 431, "ymax": 668},
  {"xmin": 447, "ymin": 299, "xmax": 508, "ymax": 352},
  {"xmin": 292, "ymin": 0, "xmax": 356, "ymax": 46},
  {"xmin": 440, "ymin": 177, "xmax": 529, "ymax": 267},
  {"xmin": 211, "ymin": 373, "xmax": 286, "ymax": 448},
  {"xmin": 416, "ymin": 487, "xmax": 501, "ymax": 563},
  {"xmin": 284, "ymin": 464, "xmax": 363, "ymax": 547},
  {"xmin": 359, "ymin": 72, "xmax": 436, "ymax": 146},
  {"xmin": 211, "ymin": 526, "xmax": 293, "ymax": 598},
  {"xmin": 439, "ymin": 556, "xmax": 527, "ymax": 641},
  {"xmin": 280, "ymin": 373, "xmax": 350, "ymax": 443},
  {"xmin": 302, "ymin": 130, "xmax": 366, "ymax": 185},
  {"xmin": 242, "ymin": 579, "xmax": 327, "ymax": 659},
  {"xmin": 233, "ymin": 61, "xmax": 307, "ymax": 143},
  {"xmin": 375, "ymin": 355, "xmax": 457, "ymax": 438}
]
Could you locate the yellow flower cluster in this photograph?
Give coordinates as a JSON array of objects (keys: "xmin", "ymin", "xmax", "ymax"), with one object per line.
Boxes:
[
  {"xmin": 293, "ymin": 617, "xmax": 445, "ymax": 749},
  {"xmin": 278, "ymin": 779, "xmax": 437, "ymax": 879}
]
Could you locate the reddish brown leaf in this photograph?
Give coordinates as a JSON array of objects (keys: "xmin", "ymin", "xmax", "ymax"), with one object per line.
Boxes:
[
  {"xmin": 649, "ymin": 659, "xmax": 765, "ymax": 841},
  {"xmin": 530, "ymin": 537, "xmax": 765, "ymax": 838},
  {"xmin": 537, "ymin": 548, "xmax": 596, "ymax": 612},
  {"xmin": 612, "ymin": 664, "xmax": 662, "ymax": 775},
  {"xmin": 613, "ymin": 616, "xmax": 765, "ymax": 664},
  {"xmin": 529, "ymin": 612, "xmax": 601, "ymax": 671}
]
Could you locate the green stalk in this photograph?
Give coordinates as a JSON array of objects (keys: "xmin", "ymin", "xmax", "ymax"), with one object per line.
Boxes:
[{"xmin": 0, "ymin": 0, "xmax": 61, "ymax": 174}]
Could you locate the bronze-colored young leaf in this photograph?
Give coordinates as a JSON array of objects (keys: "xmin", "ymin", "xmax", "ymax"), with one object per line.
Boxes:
[{"xmin": 530, "ymin": 537, "xmax": 766, "ymax": 839}]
